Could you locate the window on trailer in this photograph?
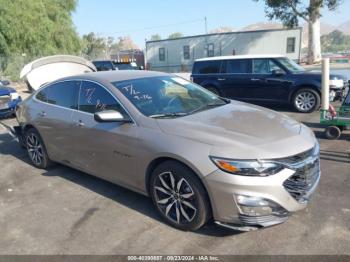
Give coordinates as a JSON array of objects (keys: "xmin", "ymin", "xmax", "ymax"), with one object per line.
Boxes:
[
  {"xmin": 159, "ymin": 48, "xmax": 166, "ymax": 61},
  {"xmin": 287, "ymin": 37, "xmax": 296, "ymax": 53},
  {"xmin": 183, "ymin": 45, "xmax": 190, "ymax": 60},
  {"xmin": 207, "ymin": 44, "xmax": 214, "ymax": 57}
]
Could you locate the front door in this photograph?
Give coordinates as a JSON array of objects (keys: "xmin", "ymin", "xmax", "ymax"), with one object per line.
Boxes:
[
  {"xmin": 249, "ymin": 59, "xmax": 292, "ymax": 102},
  {"xmin": 70, "ymin": 80, "xmax": 139, "ymax": 187}
]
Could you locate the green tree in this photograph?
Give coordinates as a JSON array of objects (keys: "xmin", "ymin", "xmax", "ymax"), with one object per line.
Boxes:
[
  {"xmin": 0, "ymin": 0, "xmax": 81, "ymax": 79},
  {"xmin": 82, "ymin": 33, "xmax": 107, "ymax": 59},
  {"xmin": 150, "ymin": 34, "xmax": 162, "ymax": 41},
  {"xmin": 168, "ymin": 32, "xmax": 183, "ymax": 39},
  {"xmin": 255, "ymin": 0, "xmax": 343, "ymax": 64},
  {"xmin": 321, "ymin": 30, "xmax": 350, "ymax": 53}
]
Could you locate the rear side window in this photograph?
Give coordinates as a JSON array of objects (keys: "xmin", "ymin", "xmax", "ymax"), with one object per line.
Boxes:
[
  {"xmin": 223, "ymin": 59, "xmax": 252, "ymax": 74},
  {"xmin": 192, "ymin": 61, "xmax": 222, "ymax": 74},
  {"xmin": 36, "ymin": 88, "xmax": 49, "ymax": 102},
  {"xmin": 78, "ymin": 81, "xmax": 125, "ymax": 114},
  {"xmin": 38, "ymin": 81, "xmax": 80, "ymax": 109}
]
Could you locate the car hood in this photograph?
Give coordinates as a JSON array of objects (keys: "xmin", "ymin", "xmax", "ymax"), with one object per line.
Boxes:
[
  {"xmin": 0, "ymin": 86, "xmax": 16, "ymax": 96},
  {"xmin": 294, "ymin": 70, "xmax": 348, "ymax": 80},
  {"xmin": 156, "ymin": 101, "xmax": 316, "ymax": 160}
]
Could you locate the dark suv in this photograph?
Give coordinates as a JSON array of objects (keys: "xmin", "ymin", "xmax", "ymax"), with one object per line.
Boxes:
[{"xmin": 191, "ymin": 55, "xmax": 348, "ymax": 113}]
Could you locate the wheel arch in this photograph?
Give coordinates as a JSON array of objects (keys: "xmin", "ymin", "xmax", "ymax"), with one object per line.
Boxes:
[
  {"xmin": 145, "ymin": 156, "xmax": 214, "ymax": 216},
  {"xmin": 22, "ymin": 124, "xmax": 37, "ymax": 134},
  {"xmin": 289, "ymin": 85, "xmax": 321, "ymax": 103}
]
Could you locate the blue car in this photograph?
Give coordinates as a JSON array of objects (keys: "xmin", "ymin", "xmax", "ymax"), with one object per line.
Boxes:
[{"xmin": 0, "ymin": 85, "xmax": 22, "ymax": 118}]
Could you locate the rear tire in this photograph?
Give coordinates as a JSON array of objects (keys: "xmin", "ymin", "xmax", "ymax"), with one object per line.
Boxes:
[
  {"xmin": 25, "ymin": 128, "xmax": 54, "ymax": 169},
  {"xmin": 293, "ymin": 88, "xmax": 320, "ymax": 113},
  {"xmin": 325, "ymin": 126, "xmax": 342, "ymax": 140},
  {"xmin": 150, "ymin": 161, "xmax": 211, "ymax": 231}
]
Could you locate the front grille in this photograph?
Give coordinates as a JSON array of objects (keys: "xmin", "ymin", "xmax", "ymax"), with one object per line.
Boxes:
[
  {"xmin": 239, "ymin": 214, "xmax": 288, "ymax": 226},
  {"xmin": 283, "ymin": 157, "xmax": 320, "ymax": 203},
  {"xmin": 274, "ymin": 147, "xmax": 314, "ymax": 165}
]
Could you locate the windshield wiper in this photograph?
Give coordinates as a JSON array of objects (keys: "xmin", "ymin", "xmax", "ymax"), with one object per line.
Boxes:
[
  {"xmin": 149, "ymin": 112, "xmax": 189, "ymax": 119},
  {"xmin": 189, "ymin": 102, "xmax": 227, "ymax": 115}
]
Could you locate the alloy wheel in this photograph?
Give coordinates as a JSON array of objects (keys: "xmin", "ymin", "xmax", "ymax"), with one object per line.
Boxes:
[
  {"xmin": 154, "ymin": 171, "xmax": 197, "ymax": 224},
  {"xmin": 26, "ymin": 133, "xmax": 44, "ymax": 166},
  {"xmin": 295, "ymin": 91, "xmax": 316, "ymax": 112}
]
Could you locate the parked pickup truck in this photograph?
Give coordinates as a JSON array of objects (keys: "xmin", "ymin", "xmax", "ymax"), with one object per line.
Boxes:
[{"xmin": 191, "ymin": 55, "xmax": 348, "ymax": 113}]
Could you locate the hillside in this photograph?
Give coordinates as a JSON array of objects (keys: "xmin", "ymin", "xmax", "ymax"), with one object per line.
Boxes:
[{"xmin": 239, "ymin": 21, "xmax": 350, "ymax": 49}]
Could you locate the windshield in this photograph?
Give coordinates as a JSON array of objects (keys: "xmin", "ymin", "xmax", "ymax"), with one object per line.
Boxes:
[
  {"xmin": 276, "ymin": 57, "xmax": 305, "ymax": 72},
  {"xmin": 114, "ymin": 63, "xmax": 138, "ymax": 70},
  {"xmin": 113, "ymin": 76, "xmax": 227, "ymax": 118}
]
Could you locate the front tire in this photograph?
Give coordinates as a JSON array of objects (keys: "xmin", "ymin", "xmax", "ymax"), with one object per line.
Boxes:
[
  {"xmin": 25, "ymin": 128, "xmax": 54, "ymax": 169},
  {"xmin": 150, "ymin": 161, "xmax": 211, "ymax": 231},
  {"xmin": 293, "ymin": 88, "xmax": 320, "ymax": 113}
]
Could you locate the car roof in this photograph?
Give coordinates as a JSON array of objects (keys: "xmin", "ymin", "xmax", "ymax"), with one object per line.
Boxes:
[
  {"xmin": 64, "ymin": 70, "xmax": 170, "ymax": 83},
  {"xmin": 195, "ymin": 54, "xmax": 285, "ymax": 62}
]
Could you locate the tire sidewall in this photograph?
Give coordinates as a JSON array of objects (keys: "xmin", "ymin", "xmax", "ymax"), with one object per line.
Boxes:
[
  {"xmin": 325, "ymin": 126, "xmax": 341, "ymax": 140},
  {"xmin": 150, "ymin": 161, "xmax": 210, "ymax": 231},
  {"xmin": 25, "ymin": 128, "xmax": 51, "ymax": 169},
  {"xmin": 293, "ymin": 88, "xmax": 320, "ymax": 113}
]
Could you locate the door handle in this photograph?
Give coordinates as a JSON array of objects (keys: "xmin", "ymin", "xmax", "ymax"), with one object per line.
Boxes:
[
  {"xmin": 218, "ymin": 78, "xmax": 226, "ymax": 81},
  {"xmin": 76, "ymin": 120, "xmax": 85, "ymax": 127},
  {"xmin": 39, "ymin": 111, "xmax": 46, "ymax": 117},
  {"xmin": 251, "ymin": 78, "xmax": 261, "ymax": 82}
]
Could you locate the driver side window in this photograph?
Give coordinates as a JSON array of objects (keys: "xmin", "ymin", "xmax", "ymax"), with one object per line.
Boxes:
[
  {"xmin": 253, "ymin": 59, "xmax": 283, "ymax": 74},
  {"xmin": 78, "ymin": 81, "xmax": 126, "ymax": 115}
]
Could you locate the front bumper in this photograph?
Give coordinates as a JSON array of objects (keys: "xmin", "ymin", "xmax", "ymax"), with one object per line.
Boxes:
[
  {"xmin": 204, "ymin": 149, "xmax": 320, "ymax": 231},
  {"xmin": 330, "ymin": 80, "xmax": 349, "ymax": 102}
]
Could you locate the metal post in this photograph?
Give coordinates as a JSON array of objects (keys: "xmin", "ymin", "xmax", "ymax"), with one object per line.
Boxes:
[
  {"xmin": 322, "ymin": 58, "xmax": 330, "ymax": 110},
  {"xmin": 204, "ymin": 17, "xmax": 208, "ymax": 35}
]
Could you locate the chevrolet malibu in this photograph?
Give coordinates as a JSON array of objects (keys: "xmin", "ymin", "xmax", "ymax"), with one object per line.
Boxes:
[{"xmin": 15, "ymin": 71, "xmax": 320, "ymax": 231}]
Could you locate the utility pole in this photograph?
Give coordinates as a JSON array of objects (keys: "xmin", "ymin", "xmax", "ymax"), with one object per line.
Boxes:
[{"xmin": 204, "ymin": 17, "xmax": 208, "ymax": 35}]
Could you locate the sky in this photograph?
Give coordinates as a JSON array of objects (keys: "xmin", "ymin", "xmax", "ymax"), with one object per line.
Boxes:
[{"xmin": 72, "ymin": 0, "xmax": 350, "ymax": 48}]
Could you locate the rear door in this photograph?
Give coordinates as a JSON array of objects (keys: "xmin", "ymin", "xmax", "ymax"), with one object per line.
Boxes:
[
  {"xmin": 69, "ymin": 80, "xmax": 139, "ymax": 187},
  {"xmin": 33, "ymin": 80, "xmax": 81, "ymax": 161},
  {"xmin": 250, "ymin": 59, "xmax": 292, "ymax": 102},
  {"xmin": 219, "ymin": 59, "xmax": 252, "ymax": 99},
  {"xmin": 192, "ymin": 60, "xmax": 222, "ymax": 90}
]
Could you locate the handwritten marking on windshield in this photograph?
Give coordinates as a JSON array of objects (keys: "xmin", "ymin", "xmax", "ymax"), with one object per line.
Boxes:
[{"xmin": 121, "ymin": 84, "xmax": 152, "ymax": 101}]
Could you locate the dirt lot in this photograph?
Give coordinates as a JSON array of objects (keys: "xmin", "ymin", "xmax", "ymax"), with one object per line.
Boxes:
[{"xmin": 0, "ymin": 94, "xmax": 349, "ymax": 255}]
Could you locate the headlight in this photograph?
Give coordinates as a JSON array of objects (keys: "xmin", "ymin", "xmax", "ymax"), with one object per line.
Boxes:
[
  {"xmin": 210, "ymin": 157, "xmax": 284, "ymax": 176},
  {"xmin": 329, "ymin": 79, "xmax": 344, "ymax": 89},
  {"xmin": 10, "ymin": 92, "xmax": 19, "ymax": 100}
]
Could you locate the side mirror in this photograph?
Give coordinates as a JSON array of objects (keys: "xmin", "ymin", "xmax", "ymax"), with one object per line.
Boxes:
[
  {"xmin": 94, "ymin": 110, "xmax": 132, "ymax": 123},
  {"xmin": 272, "ymin": 69, "xmax": 286, "ymax": 76}
]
